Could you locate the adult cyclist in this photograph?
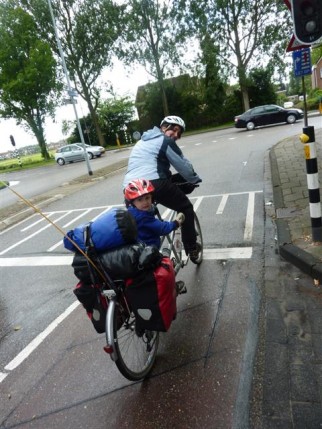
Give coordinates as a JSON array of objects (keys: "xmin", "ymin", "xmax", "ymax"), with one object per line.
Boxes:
[{"xmin": 123, "ymin": 115, "xmax": 202, "ymax": 263}]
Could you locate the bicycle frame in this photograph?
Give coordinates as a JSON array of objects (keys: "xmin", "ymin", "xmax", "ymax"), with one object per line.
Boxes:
[{"xmin": 155, "ymin": 205, "xmax": 188, "ymax": 275}]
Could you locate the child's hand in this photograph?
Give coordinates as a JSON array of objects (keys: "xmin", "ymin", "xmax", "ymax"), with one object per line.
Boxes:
[{"xmin": 175, "ymin": 212, "xmax": 185, "ymax": 225}]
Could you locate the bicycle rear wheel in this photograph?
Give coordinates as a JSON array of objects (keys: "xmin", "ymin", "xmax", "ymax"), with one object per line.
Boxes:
[
  {"xmin": 194, "ymin": 213, "xmax": 203, "ymax": 264},
  {"xmin": 113, "ymin": 301, "xmax": 159, "ymax": 381}
]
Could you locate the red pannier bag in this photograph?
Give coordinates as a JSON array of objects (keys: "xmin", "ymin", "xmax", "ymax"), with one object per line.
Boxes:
[
  {"xmin": 125, "ymin": 257, "xmax": 177, "ymax": 332},
  {"xmin": 74, "ymin": 281, "xmax": 108, "ymax": 334}
]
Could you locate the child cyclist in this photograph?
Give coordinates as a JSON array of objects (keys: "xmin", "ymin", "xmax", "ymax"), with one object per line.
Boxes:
[
  {"xmin": 124, "ymin": 178, "xmax": 185, "ymax": 249},
  {"xmin": 124, "ymin": 178, "xmax": 186, "ymax": 294}
]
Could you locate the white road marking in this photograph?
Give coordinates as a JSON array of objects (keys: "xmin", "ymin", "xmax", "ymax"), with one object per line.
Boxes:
[
  {"xmin": 21, "ymin": 213, "xmax": 54, "ymax": 232},
  {"xmin": 244, "ymin": 192, "xmax": 255, "ymax": 241},
  {"xmin": 0, "ymin": 246, "xmax": 254, "ymax": 267},
  {"xmin": 193, "ymin": 197, "xmax": 203, "ymax": 212},
  {"xmin": 203, "ymin": 247, "xmax": 252, "ymax": 259},
  {"xmin": 0, "ymin": 256, "xmax": 73, "ymax": 266},
  {"xmin": 0, "ymin": 372, "xmax": 8, "ymax": 382},
  {"xmin": 216, "ymin": 195, "xmax": 228, "ymax": 214},
  {"xmin": 47, "ymin": 208, "xmax": 95, "ymax": 252},
  {"xmin": 4, "ymin": 301, "xmax": 80, "ymax": 373},
  {"xmin": 62, "ymin": 208, "xmax": 92, "ymax": 228},
  {"xmin": 0, "ymin": 211, "xmax": 71, "ymax": 256}
]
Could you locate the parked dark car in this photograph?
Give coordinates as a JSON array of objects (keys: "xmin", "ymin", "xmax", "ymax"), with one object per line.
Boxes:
[{"xmin": 234, "ymin": 104, "xmax": 304, "ymax": 131}]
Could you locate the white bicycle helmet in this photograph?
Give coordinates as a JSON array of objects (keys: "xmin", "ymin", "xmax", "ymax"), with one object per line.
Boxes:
[{"xmin": 160, "ymin": 115, "xmax": 186, "ymax": 131}]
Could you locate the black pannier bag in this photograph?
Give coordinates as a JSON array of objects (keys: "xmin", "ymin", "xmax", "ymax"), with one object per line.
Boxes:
[
  {"xmin": 71, "ymin": 243, "xmax": 145, "ymax": 283},
  {"xmin": 73, "ymin": 281, "xmax": 107, "ymax": 333},
  {"xmin": 98, "ymin": 243, "xmax": 145, "ymax": 279},
  {"xmin": 125, "ymin": 257, "xmax": 177, "ymax": 332}
]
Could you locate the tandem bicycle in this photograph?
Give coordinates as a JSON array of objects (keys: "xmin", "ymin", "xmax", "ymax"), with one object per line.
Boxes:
[{"xmin": 95, "ymin": 185, "xmax": 203, "ymax": 381}]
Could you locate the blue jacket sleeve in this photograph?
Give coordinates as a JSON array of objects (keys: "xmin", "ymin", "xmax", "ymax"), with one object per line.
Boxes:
[
  {"xmin": 164, "ymin": 137, "xmax": 202, "ymax": 183},
  {"xmin": 147, "ymin": 217, "xmax": 178, "ymax": 236}
]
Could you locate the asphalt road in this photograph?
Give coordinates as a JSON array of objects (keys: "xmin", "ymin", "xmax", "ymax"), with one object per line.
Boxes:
[
  {"xmin": 1, "ymin": 118, "xmax": 321, "ymax": 428},
  {"xmin": 0, "ymin": 147, "xmax": 131, "ymax": 209}
]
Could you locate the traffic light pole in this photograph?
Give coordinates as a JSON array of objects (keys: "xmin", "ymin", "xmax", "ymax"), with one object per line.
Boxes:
[
  {"xmin": 300, "ymin": 127, "xmax": 322, "ymax": 242},
  {"xmin": 47, "ymin": 0, "xmax": 93, "ymax": 176},
  {"xmin": 289, "ymin": 0, "xmax": 322, "ymax": 242},
  {"xmin": 302, "ymin": 76, "xmax": 308, "ymax": 127}
]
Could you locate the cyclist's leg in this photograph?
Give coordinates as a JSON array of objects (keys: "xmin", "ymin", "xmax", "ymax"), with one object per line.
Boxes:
[
  {"xmin": 192, "ymin": 213, "xmax": 203, "ymax": 264},
  {"xmin": 151, "ymin": 179, "xmax": 196, "ymax": 253}
]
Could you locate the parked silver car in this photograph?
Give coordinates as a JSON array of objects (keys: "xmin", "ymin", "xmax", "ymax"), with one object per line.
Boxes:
[{"xmin": 55, "ymin": 143, "xmax": 105, "ymax": 166}]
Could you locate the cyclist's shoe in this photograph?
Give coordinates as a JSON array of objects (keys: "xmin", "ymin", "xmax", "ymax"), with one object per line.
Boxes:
[
  {"xmin": 189, "ymin": 242, "xmax": 202, "ymax": 264},
  {"xmin": 176, "ymin": 280, "xmax": 187, "ymax": 295}
]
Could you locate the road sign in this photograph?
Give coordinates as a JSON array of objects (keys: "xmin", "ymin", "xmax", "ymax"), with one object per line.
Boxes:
[
  {"xmin": 292, "ymin": 47, "xmax": 312, "ymax": 77},
  {"xmin": 287, "ymin": 34, "xmax": 310, "ymax": 52}
]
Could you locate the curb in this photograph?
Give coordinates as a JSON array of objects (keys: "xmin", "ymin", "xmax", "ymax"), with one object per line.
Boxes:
[{"xmin": 270, "ymin": 146, "xmax": 322, "ymax": 282}]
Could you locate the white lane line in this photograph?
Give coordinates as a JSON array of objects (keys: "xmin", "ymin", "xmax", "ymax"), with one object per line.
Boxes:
[
  {"xmin": 203, "ymin": 247, "xmax": 252, "ymax": 259},
  {"xmin": 193, "ymin": 197, "xmax": 203, "ymax": 212},
  {"xmin": 244, "ymin": 192, "xmax": 255, "ymax": 241},
  {"xmin": 216, "ymin": 195, "xmax": 228, "ymax": 214},
  {"xmin": 21, "ymin": 213, "xmax": 54, "ymax": 232},
  {"xmin": 62, "ymin": 208, "xmax": 92, "ymax": 228},
  {"xmin": 0, "ymin": 212, "xmax": 71, "ymax": 256},
  {"xmin": 0, "ymin": 256, "xmax": 73, "ymax": 266},
  {"xmin": 0, "ymin": 247, "xmax": 253, "ymax": 267},
  {"xmin": 0, "ymin": 372, "xmax": 8, "ymax": 382},
  {"xmin": 91, "ymin": 206, "xmax": 112, "ymax": 221},
  {"xmin": 192, "ymin": 190, "xmax": 262, "ymax": 199},
  {"xmin": 4, "ymin": 301, "xmax": 80, "ymax": 373}
]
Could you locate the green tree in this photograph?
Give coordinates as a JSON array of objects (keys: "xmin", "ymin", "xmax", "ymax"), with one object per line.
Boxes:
[
  {"xmin": 248, "ymin": 68, "xmax": 277, "ymax": 107},
  {"xmin": 0, "ymin": 5, "xmax": 61, "ymax": 159},
  {"xmin": 19, "ymin": 0, "xmax": 124, "ymax": 147},
  {"xmin": 121, "ymin": 0, "xmax": 192, "ymax": 116},
  {"xmin": 198, "ymin": 34, "xmax": 226, "ymax": 125},
  {"xmin": 187, "ymin": 0, "xmax": 291, "ymax": 112},
  {"xmin": 98, "ymin": 97, "xmax": 135, "ymax": 138},
  {"xmin": 311, "ymin": 45, "xmax": 322, "ymax": 65},
  {"xmin": 70, "ymin": 97, "xmax": 135, "ymax": 145}
]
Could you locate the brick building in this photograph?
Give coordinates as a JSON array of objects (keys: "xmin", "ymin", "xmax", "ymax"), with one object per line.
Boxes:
[{"xmin": 312, "ymin": 57, "xmax": 322, "ymax": 89}]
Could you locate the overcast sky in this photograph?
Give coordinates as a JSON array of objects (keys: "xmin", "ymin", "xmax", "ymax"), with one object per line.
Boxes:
[{"xmin": 0, "ymin": 60, "xmax": 152, "ymax": 153}]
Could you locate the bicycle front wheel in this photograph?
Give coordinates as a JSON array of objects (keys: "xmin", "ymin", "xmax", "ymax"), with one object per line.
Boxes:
[
  {"xmin": 113, "ymin": 301, "xmax": 159, "ymax": 381},
  {"xmin": 194, "ymin": 213, "xmax": 203, "ymax": 264}
]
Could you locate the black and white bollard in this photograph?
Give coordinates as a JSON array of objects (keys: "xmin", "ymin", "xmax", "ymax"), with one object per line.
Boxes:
[{"xmin": 300, "ymin": 126, "xmax": 322, "ymax": 242}]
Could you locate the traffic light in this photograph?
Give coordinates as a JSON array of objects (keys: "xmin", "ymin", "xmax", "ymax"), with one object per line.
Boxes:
[
  {"xmin": 291, "ymin": 0, "xmax": 322, "ymax": 44},
  {"xmin": 9, "ymin": 135, "xmax": 16, "ymax": 147}
]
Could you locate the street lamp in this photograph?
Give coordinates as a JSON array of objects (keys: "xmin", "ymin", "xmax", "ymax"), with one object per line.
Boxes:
[{"xmin": 46, "ymin": 0, "xmax": 93, "ymax": 176}]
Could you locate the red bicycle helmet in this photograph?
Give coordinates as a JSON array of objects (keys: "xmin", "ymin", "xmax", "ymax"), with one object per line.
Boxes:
[{"xmin": 124, "ymin": 179, "xmax": 155, "ymax": 202}]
